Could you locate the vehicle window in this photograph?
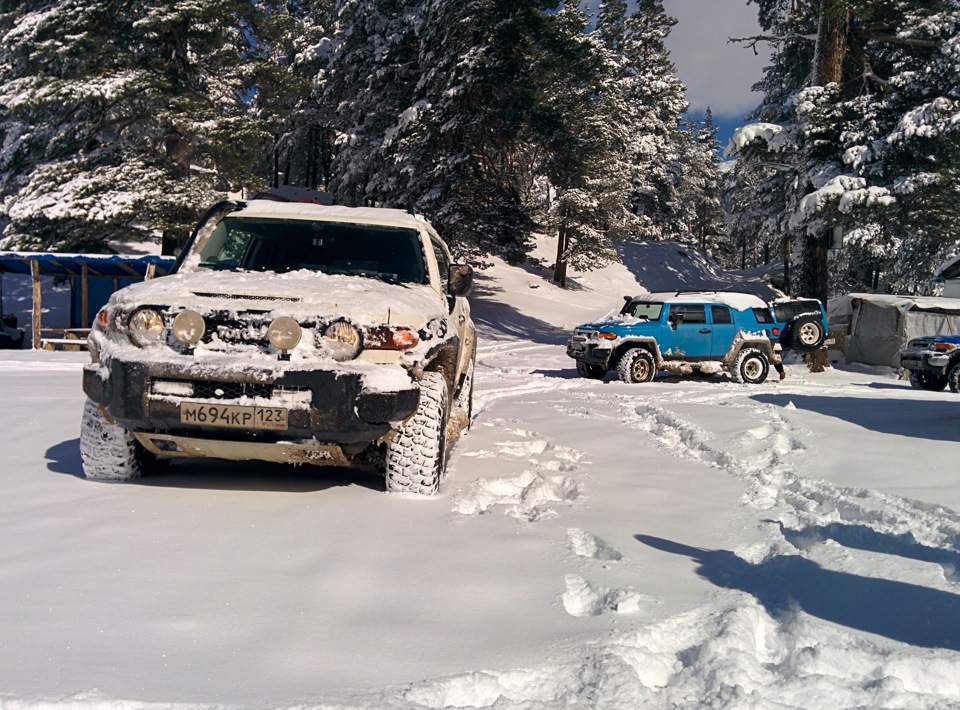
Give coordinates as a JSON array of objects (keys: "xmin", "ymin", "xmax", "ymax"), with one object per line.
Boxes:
[
  {"xmin": 752, "ymin": 307, "xmax": 775, "ymax": 324},
  {"xmin": 431, "ymin": 239, "xmax": 450, "ymax": 283},
  {"xmin": 669, "ymin": 304, "xmax": 706, "ymax": 324},
  {"xmin": 190, "ymin": 217, "xmax": 428, "ymax": 284},
  {"xmin": 623, "ymin": 301, "xmax": 663, "ymax": 320},
  {"xmin": 774, "ymin": 302, "xmax": 816, "ymax": 321},
  {"xmin": 711, "ymin": 305, "xmax": 732, "ymax": 324}
]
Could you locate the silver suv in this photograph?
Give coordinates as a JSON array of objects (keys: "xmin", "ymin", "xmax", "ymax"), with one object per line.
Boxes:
[{"xmin": 80, "ymin": 199, "xmax": 476, "ymax": 495}]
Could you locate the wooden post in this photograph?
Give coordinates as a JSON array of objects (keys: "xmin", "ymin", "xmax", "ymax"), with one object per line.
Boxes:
[
  {"xmin": 145, "ymin": 262, "xmax": 157, "ymax": 281},
  {"xmin": 30, "ymin": 259, "xmax": 41, "ymax": 350},
  {"xmin": 81, "ymin": 262, "xmax": 89, "ymax": 328}
]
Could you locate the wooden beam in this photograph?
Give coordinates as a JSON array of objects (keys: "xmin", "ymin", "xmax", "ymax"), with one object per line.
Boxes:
[
  {"xmin": 145, "ymin": 262, "xmax": 157, "ymax": 281},
  {"xmin": 31, "ymin": 259, "xmax": 41, "ymax": 350}
]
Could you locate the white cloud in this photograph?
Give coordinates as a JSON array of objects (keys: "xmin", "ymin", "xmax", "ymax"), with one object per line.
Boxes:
[{"xmin": 662, "ymin": 0, "xmax": 771, "ymax": 117}]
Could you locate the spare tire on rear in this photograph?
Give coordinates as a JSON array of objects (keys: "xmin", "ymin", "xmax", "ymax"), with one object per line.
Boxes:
[{"xmin": 787, "ymin": 316, "xmax": 826, "ymax": 353}]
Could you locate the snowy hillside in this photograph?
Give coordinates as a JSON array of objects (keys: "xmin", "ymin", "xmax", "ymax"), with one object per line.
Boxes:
[{"xmin": 2, "ymin": 244, "xmax": 960, "ymax": 709}]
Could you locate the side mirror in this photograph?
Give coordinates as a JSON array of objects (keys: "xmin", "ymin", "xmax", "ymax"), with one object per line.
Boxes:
[{"xmin": 448, "ymin": 263, "xmax": 473, "ymax": 297}]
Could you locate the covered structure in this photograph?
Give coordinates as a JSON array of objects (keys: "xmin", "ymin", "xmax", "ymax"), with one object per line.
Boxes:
[
  {"xmin": 0, "ymin": 252, "xmax": 176, "ymax": 349},
  {"xmin": 828, "ymin": 293, "xmax": 960, "ymax": 367}
]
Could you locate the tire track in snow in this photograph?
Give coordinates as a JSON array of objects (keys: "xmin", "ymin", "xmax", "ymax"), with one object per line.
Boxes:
[{"xmin": 553, "ymin": 388, "xmax": 960, "ymax": 561}]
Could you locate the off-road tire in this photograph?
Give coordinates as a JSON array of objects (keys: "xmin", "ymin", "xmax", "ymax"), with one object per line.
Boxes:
[
  {"xmin": 617, "ymin": 348, "xmax": 656, "ymax": 384},
  {"xmin": 909, "ymin": 370, "xmax": 948, "ymax": 391},
  {"xmin": 576, "ymin": 361, "xmax": 606, "ymax": 380},
  {"xmin": 79, "ymin": 399, "xmax": 148, "ymax": 481},
  {"xmin": 949, "ymin": 363, "xmax": 960, "ymax": 394},
  {"xmin": 731, "ymin": 348, "xmax": 769, "ymax": 384},
  {"xmin": 789, "ymin": 316, "xmax": 826, "ymax": 353},
  {"xmin": 385, "ymin": 371, "xmax": 448, "ymax": 495}
]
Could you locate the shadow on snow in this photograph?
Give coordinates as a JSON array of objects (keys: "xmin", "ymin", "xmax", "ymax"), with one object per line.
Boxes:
[
  {"xmin": 751, "ymin": 392, "xmax": 960, "ymax": 443},
  {"xmin": 636, "ymin": 534, "xmax": 960, "ymax": 651}
]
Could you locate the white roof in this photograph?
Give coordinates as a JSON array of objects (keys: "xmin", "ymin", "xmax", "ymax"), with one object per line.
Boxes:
[
  {"xmin": 234, "ymin": 200, "xmax": 433, "ymax": 232},
  {"xmin": 629, "ymin": 291, "xmax": 768, "ymax": 311}
]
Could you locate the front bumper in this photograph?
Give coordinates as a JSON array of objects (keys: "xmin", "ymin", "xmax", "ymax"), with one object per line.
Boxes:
[
  {"xmin": 82, "ymin": 349, "xmax": 420, "ymax": 447},
  {"xmin": 899, "ymin": 349, "xmax": 951, "ymax": 374},
  {"xmin": 566, "ymin": 338, "xmax": 613, "ymax": 369}
]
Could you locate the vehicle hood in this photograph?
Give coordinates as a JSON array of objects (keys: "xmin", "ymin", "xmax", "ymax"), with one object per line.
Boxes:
[
  {"xmin": 574, "ymin": 315, "xmax": 657, "ymax": 333},
  {"xmin": 110, "ymin": 270, "xmax": 446, "ymax": 328}
]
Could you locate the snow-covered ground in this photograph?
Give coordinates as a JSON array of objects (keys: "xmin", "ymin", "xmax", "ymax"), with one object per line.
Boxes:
[{"xmin": 2, "ymin": 242, "xmax": 960, "ymax": 709}]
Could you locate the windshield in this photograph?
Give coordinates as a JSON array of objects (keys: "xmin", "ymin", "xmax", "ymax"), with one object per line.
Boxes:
[
  {"xmin": 620, "ymin": 301, "xmax": 663, "ymax": 321},
  {"xmin": 187, "ymin": 216, "xmax": 427, "ymax": 285}
]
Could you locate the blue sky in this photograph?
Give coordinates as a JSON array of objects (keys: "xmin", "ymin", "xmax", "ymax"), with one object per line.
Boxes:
[
  {"xmin": 661, "ymin": 0, "xmax": 771, "ymax": 152},
  {"xmin": 583, "ymin": 0, "xmax": 771, "ymax": 152}
]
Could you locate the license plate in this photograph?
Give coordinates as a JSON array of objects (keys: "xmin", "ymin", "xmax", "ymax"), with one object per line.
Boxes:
[{"xmin": 180, "ymin": 403, "xmax": 288, "ymax": 430}]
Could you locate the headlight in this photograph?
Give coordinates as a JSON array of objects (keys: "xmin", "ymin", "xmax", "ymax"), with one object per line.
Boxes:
[
  {"xmin": 127, "ymin": 308, "xmax": 165, "ymax": 347},
  {"xmin": 171, "ymin": 310, "xmax": 206, "ymax": 346},
  {"xmin": 320, "ymin": 320, "xmax": 362, "ymax": 361},
  {"xmin": 268, "ymin": 316, "xmax": 302, "ymax": 351},
  {"xmin": 934, "ymin": 342, "xmax": 958, "ymax": 352}
]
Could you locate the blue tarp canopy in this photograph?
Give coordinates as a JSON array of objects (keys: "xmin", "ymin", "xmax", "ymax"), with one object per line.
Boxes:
[
  {"xmin": 0, "ymin": 251, "xmax": 177, "ymax": 347},
  {"xmin": 0, "ymin": 251, "xmax": 175, "ymax": 278}
]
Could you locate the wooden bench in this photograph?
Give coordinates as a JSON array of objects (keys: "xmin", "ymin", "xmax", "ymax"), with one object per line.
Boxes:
[{"xmin": 40, "ymin": 328, "xmax": 91, "ymax": 351}]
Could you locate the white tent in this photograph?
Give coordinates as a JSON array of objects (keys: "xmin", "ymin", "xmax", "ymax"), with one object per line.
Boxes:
[{"xmin": 828, "ymin": 293, "xmax": 960, "ymax": 367}]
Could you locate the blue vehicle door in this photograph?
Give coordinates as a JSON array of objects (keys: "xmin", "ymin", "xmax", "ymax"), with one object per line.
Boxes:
[
  {"xmin": 709, "ymin": 305, "xmax": 739, "ymax": 356},
  {"xmin": 666, "ymin": 303, "xmax": 711, "ymax": 357}
]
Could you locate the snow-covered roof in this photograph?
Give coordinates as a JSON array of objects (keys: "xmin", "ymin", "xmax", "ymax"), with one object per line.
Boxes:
[
  {"xmin": 628, "ymin": 291, "xmax": 768, "ymax": 311},
  {"xmin": 234, "ymin": 200, "xmax": 433, "ymax": 233}
]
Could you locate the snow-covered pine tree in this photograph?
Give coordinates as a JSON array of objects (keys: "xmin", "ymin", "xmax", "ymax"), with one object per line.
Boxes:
[
  {"xmin": 730, "ymin": 0, "xmax": 960, "ymax": 296},
  {"xmin": 384, "ymin": 0, "xmax": 618, "ymax": 267},
  {"xmin": 614, "ymin": 0, "xmax": 689, "ymax": 243},
  {"xmin": 323, "ymin": 0, "xmax": 422, "ymax": 208},
  {"xmin": 0, "ymin": 1, "xmax": 280, "ymax": 253},
  {"xmin": 264, "ymin": 0, "xmax": 335, "ymax": 192},
  {"xmin": 679, "ymin": 109, "xmax": 725, "ymax": 255}
]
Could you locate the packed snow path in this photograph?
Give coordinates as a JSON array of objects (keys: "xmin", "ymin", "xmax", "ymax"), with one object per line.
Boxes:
[{"xmin": 1, "ymin": 334, "xmax": 960, "ymax": 709}]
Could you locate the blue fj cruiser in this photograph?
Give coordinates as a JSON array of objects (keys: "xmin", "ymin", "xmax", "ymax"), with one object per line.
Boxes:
[{"xmin": 566, "ymin": 291, "xmax": 783, "ymax": 384}]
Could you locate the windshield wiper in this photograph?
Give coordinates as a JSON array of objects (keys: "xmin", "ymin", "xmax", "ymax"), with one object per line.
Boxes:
[{"xmin": 198, "ymin": 258, "xmax": 240, "ymax": 271}]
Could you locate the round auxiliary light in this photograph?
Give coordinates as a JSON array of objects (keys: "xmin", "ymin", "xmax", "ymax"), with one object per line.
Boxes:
[
  {"xmin": 127, "ymin": 308, "xmax": 165, "ymax": 347},
  {"xmin": 321, "ymin": 320, "xmax": 362, "ymax": 361},
  {"xmin": 268, "ymin": 316, "xmax": 302, "ymax": 351},
  {"xmin": 171, "ymin": 310, "xmax": 206, "ymax": 346}
]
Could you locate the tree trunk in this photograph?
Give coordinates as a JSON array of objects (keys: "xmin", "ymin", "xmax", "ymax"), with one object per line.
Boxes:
[
  {"xmin": 553, "ymin": 208, "xmax": 569, "ymax": 288},
  {"xmin": 800, "ymin": 1, "xmax": 850, "ymax": 305}
]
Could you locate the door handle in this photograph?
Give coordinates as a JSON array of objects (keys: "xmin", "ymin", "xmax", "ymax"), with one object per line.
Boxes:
[{"xmin": 699, "ymin": 328, "xmax": 711, "ymax": 334}]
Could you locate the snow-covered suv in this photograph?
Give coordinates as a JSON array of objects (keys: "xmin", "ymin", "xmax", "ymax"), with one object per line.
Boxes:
[
  {"xmin": 566, "ymin": 291, "xmax": 782, "ymax": 384},
  {"xmin": 80, "ymin": 199, "xmax": 476, "ymax": 495},
  {"xmin": 899, "ymin": 334, "xmax": 960, "ymax": 392}
]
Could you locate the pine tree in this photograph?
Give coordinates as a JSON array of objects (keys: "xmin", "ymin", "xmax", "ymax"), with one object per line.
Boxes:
[
  {"xmin": 679, "ymin": 109, "xmax": 725, "ymax": 255},
  {"xmin": 612, "ymin": 0, "xmax": 689, "ymax": 243},
  {"xmin": 729, "ymin": 0, "xmax": 960, "ymax": 297},
  {"xmin": 0, "ymin": 1, "xmax": 282, "ymax": 253}
]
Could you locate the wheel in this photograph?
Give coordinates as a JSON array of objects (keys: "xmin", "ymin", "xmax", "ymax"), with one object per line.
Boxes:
[
  {"xmin": 576, "ymin": 361, "xmax": 606, "ymax": 380},
  {"xmin": 385, "ymin": 371, "xmax": 449, "ymax": 495},
  {"xmin": 731, "ymin": 348, "xmax": 769, "ymax": 384},
  {"xmin": 909, "ymin": 370, "xmax": 948, "ymax": 391},
  {"xmin": 789, "ymin": 316, "xmax": 826, "ymax": 353},
  {"xmin": 79, "ymin": 399, "xmax": 150, "ymax": 480},
  {"xmin": 617, "ymin": 348, "xmax": 656, "ymax": 384},
  {"xmin": 949, "ymin": 363, "xmax": 960, "ymax": 393}
]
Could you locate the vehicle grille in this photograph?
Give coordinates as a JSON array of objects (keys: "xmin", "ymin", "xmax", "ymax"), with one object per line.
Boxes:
[{"xmin": 154, "ymin": 379, "xmax": 309, "ymax": 401}]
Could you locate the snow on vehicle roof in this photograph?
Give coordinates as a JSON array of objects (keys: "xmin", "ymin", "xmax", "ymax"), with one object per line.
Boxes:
[
  {"xmin": 627, "ymin": 291, "xmax": 768, "ymax": 311},
  {"xmin": 233, "ymin": 200, "xmax": 433, "ymax": 232}
]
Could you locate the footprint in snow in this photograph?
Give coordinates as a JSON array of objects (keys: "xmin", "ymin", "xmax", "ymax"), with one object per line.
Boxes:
[
  {"xmin": 561, "ymin": 574, "xmax": 655, "ymax": 617},
  {"xmin": 567, "ymin": 528, "xmax": 623, "ymax": 562}
]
